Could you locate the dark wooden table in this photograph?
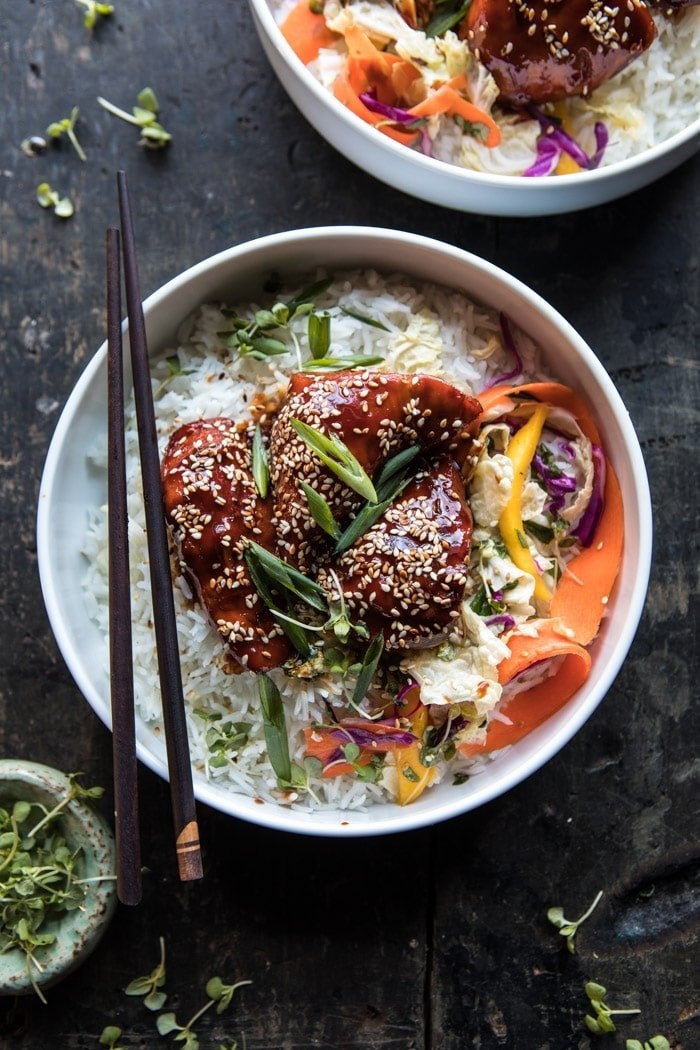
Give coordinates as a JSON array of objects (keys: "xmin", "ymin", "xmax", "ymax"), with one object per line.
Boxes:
[{"xmin": 1, "ymin": 3, "xmax": 698, "ymax": 1047}]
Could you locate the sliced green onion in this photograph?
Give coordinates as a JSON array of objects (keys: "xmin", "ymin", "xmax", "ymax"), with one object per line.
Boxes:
[
  {"xmin": 339, "ymin": 306, "xmax": 390, "ymax": 332},
  {"xmin": 351, "ymin": 633, "xmax": 385, "ymax": 711},
  {"xmin": 252, "ymin": 425, "xmax": 269, "ymax": 499},
  {"xmin": 299, "ymin": 481, "xmax": 340, "ymax": 540},
  {"xmin": 290, "ymin": 418, "xmax": 377, "ymax": 503},
  {"xmin": 257, "ymin": 674, "xmax": 292, "ymax": 784},
  {"xmin": 308, "ymin": 311, "xmax": 331, "ymax": 359},
  {"xmin": 302, "ymin": 355, "xmax": 385, "ymax": 371},
  {"xmin": 244, "ymin": 540, "xmax": 327, "ymax": 612}
]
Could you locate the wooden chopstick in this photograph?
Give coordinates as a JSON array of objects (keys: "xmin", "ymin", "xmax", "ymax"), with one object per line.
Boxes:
[
  {"xmin": 107, "ymin": 226, "xmax": 143, "ymax": 906},
  {"xmin": 117, "ymin": 170, "xmax": 204, "ymax": 882}
]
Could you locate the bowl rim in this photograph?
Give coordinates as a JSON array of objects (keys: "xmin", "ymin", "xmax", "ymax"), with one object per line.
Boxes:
[
  {"xmin": 248, "ymin": 0, "xmax": 700, "ymax": 190},
  {"xmin": 37, "ymin": 225, "xmax": 653, "ymax": 836}
]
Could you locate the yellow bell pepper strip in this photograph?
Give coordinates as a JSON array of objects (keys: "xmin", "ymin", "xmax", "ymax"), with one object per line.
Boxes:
[
  {"xmin": 499, "ymin": 402, "xmax": 552, "ymax": 603},
  {"xmin": 281, "ymin": 0, "xmax": 340, "ymax": 65},
  {"xmin": 458, "ymin": 617, "xmax": 591, "ymax": 756},
  {"xmin": 473, "ymin": 381, "xmax": 623, "ymax": 645},
  {"xmin": 396, "ymin": 705, "xmax": 436, "ymax": 806},
  {"xmin": 551, "ymin": 103, "xmax": 582, "ymax": 175}
]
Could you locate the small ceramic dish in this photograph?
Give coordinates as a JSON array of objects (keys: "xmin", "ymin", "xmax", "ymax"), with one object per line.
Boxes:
[
  {"xmin": 248, "ymin": 0, "xmax": 700, "ymax": 216},
  {"xmin": 37, "ymin": 226, "xmax": 652, "ymax": 837},
  {"xmin": 0, "ymin": 760, "xmax": 116, "ymax": 999}
]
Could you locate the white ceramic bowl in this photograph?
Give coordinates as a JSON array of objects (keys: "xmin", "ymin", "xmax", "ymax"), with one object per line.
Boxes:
[
  {"xmin": 37, "ymin": 226, "xmax": 652, "ymax": 836},
  {"xmin": 248, "ymin": 0, "xmax": 700, "ymax": 216}
]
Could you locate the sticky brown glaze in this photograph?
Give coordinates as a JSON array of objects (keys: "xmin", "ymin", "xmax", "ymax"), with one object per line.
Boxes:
[
  {"xmin": 269, "ymin": 370, "xmax": 482, "ymax": 571},
  {"xmin": 318, "ymin": 457, "xmax": 473, "ymax": 650},
  {"xmin": 460, "ymin": 0, "xmax": 657, "ymax": 105},
  {"xmin": 161, "ymin": 418, "xmax": 292, "ymax": 672}
]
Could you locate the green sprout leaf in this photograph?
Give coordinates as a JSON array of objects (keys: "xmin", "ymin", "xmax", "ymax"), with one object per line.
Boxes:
[
  {"xmin": 350, "ymin": 633, "xmax": 385, "ymax": 713},
  {"xmin": 124, "ymin": 935, "xmax": 167, "ymax": 1010},
  {"xmin": 36, "ymin": 182, "xmax": 74, "ymax": 219},
  {"xmin": 99, "ymin": 1027, "xmax": 124, "ymax": 1049},
  {"xmin": 46, "ymin": 106, "xmax": 86, "ymax": 161},
  {"xmin": 97, "ymin": 87, "xmax": 171, "ymax": 148},
  {"xmin": 547, "ymin": 890, "xmax": 603, "ymax": 953},
  {"xmin": 583, "ymin": 980, "xmax": 641, "ymax": 1036},
  {"xmin": 75, "ymin": 0, "xmax": 114, "ymax": 29}
]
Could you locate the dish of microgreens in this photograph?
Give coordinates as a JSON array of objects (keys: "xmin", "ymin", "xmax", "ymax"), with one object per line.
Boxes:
[{"xmin": 81, "ymin": 267, "xmax": 623, "ymax": 810}]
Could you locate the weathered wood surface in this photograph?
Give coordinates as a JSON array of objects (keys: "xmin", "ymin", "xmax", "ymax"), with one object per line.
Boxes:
[{"xmin": 0, "ymin": 2, "xmax": 698, "ymax": 1047}]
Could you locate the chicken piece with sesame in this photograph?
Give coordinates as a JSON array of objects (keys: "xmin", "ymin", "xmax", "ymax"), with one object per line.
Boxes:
[
  {"xmin": 460, "ymin": 0, "xmax": 657, "ymax": 105},
  {"xmin": 269, "ymin": 370, "xmax": 482, "ymax": 572},
  {"xmin": 161, "ymin": 418, "xmax": 292, "ymax": 672},
  {"xmin": 318, "ymin": 457, "xmax": 473, "ymax": 650}
]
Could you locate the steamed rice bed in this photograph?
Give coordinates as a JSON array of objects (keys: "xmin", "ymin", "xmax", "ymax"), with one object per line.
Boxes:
[{"xmin": 84, "ymin": 270, "xmax": 584, "ymax": 811}]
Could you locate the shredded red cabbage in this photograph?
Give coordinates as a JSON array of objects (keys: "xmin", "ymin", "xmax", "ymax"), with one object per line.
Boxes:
[
  {"xmin": 523, "ymin": 108, "xmax": 609, "ymax": 177},
  {"xmin": 359, "ymin": 91, "xmax": 433, "ymax": 157},
  {"xmin": 329, "ymin": 725, "xmax": 416, "ymax": 749},
  {"xmin": 486, "ymin": 314, "xmax": 524, "ymax": 389},
  {"xmin": 572, "ymin": 445, "xmax": 606, "ymax": 547},
  {"xmin": 532, "ymin": 452, "xmax": 576, "ymax": 514},
  {"xmin": 395, "ymin": 678, "xmax": 418, "ymax": 704},
  {"xmin": 485, "ymin": 613, "xmax": 516, "ymax": 630}
]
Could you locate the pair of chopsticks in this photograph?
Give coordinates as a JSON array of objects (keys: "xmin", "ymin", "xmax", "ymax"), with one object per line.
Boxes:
[{"xmin": 107, "ymin": 171, "xmax": 203, "ymax": 903}]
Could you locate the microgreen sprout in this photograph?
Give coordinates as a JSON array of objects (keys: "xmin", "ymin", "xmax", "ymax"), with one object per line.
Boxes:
[
  {"xmin": 341, "ymin": 742, "xmax": 383, "ymax": 783},
  {"xmin": 46, "ymin": 106, "xmax": 86, "ymax": 161},
  {"xmin": 75, "ymin": 0, "xmax": 114, "ymax": 29},
  {"xmin": 124, "ymin": 935, "xmax": 167, "ymax": 1010},
  {"xmin": 626, "ymin": 1038, "xmax": 671, "ymax": 1050},
  {"xmin": 0, "ymin": 773, "xmax": 106, "ymax": 1001},
  {"xmin": 97, "ymin": 87, "xmax": 171, "ymax": 149},
  {"xmin": 547, "ymin": 889, "xmax": 603, "ymax": 954},
  {"xmin": 157, "ymin": 977, "xmax": 252, "ymax": 1049},
  {"xmin": 99, "ymin": 1027, "xmax": 125, "ymax": 1049},
  {"xmin": 257, "ymin": 674, "xmax": 292, "ymax": 785},
  {"xmin": 193, "ymin": 710, "xmax": 252, "ymax": 772},
  {"xmin": 36, "ymin": 182, "xmax": 74, "ymax": 219},
  {"xmin": 583, "ymin": 982, "xmax": 641, "ymax": 1035}
]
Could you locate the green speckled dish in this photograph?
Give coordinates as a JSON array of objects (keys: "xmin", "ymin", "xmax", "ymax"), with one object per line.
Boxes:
[{"xmin": 0, "ymin": 760, "xmax": 117, "ymax": 998}]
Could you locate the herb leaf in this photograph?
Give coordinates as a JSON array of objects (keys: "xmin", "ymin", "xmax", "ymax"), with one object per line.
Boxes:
[
  {"xmin": 339, "ymin": 306, "xmax": 390, "ymax": 331},
  {"xmin": 308, "ymin": 311, "xmax": 331, "ymax": 359},
  {"xmin": 302, "ymin": 355, "xmax": 385, "ymax": 371},
  {"xmin": 257, "ymin": 674, "xmax": 292, "ymax": 784},
  {"xmin": 252, "ymin": 425, "xmax": 270, "ymax": 499},
  {"xmin": 299, "ymin": 481, "xmax": 340, "ymax": 540},
  {"xmin": 351, "ymin": 633, "xmax": 385, "ymax": 711},
  {"xmin": 290, "ymin": 418, "xmax": 377, "ymax": 503}
]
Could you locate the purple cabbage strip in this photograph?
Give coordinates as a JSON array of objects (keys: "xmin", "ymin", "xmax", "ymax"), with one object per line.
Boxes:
[
  {"xmin": 572, "ymin": 444, "xmax": 606, "ymax": 547},
  {"xmin": 359, "ymin": 91, "xmax": 417, "ymax": 125},
  {"xmin": 532, "ymin": 452, "xmax": 576, "ymax": 514},
  {"xmin": 395, "ymin": 677, "xmax": 417, "ymax": 704},
  {"xmin": 330, "ymin": 726, "xmax": 417, "ymax": 749},
  {"xmin": 485, "ymin": 313, "xmax": 524, "ymax": 389},
  {"xmin": 523, "ymin": 134, "xmax": 559, "ymax": 177},
  {"xmin": 484, "ymin": 613, "xmax": 516, "ymax": 630},
  {"xmin": 524, "ymin": 106, "xmax": 609, "ymax": 176}
]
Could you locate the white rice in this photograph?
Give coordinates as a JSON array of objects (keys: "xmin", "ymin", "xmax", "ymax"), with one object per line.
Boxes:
[
  {"xmin": 83, "ymin": 269, "xmax": 545, "ymax": 810},
  {"xmin": 269, "ymin": 0, "xmax": 700, "ymax": 175}
]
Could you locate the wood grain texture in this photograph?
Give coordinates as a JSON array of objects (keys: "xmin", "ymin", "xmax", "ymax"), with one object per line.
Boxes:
[{"xmin": 0, "ymin": 1, "xmax": 697, "ymax": 1047}]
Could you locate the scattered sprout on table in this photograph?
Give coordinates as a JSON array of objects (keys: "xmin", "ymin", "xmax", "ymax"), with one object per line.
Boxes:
[
  {"xmin": 626, "ymin": 1037, "xmax": 671, "ymax": 1050},
  {"xmin": 98, "ymin": 1027, "xmax": 125, "ymax": 1050},
  {"xmin": 75, "ymin": 0, "xmax": 114, "ymax": 30},
  {"xmin": 156, "ymin": 976, "xmax": 252, "ymax": 1049},
  {"xmin": 584, "ymin": 981, "xmax": 641, "ymax": 1035},
  {"xmin": 547, "ymin": 889, "xmax": 603, "ymax": 953},
  {"xmin": 97, "ymin": 87, "xmax": 171, "ymax": 149},
  {"xmin": 124, "ymin": 935, "xmax": 168, "ymax": 1010},
  {"xmin": 36, "ymin": 182, "xmax": 74, "ymax": 218},
  {"xmin": 46, "ymin": 106, "xmax": 86, "ymax": 161}
]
